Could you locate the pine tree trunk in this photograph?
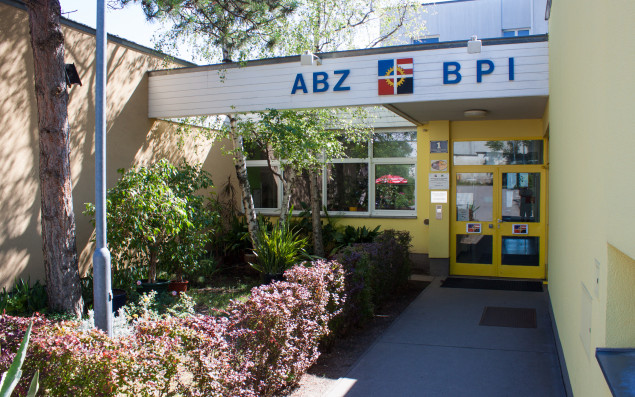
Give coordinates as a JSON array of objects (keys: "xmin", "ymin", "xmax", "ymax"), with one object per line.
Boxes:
[
  {"xmin": 309, "ymin": 170, "xmax": 325, "ymax": 257},
  {"xmin": 25, "ymin": 0, "xmax": 83, "ymax": 317},
  {"xmin": 279, "ymin": 166, "xmax": 296, "ymax": 224},
  {"xmin": 229, "ymin": 116, "xmax": 260, "ymax": 248}
]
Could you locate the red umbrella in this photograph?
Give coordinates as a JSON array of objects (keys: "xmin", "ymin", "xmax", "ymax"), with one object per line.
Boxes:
[{"xmin": 375, "ymin": 174, "xmax": 408, "ymax": 184}]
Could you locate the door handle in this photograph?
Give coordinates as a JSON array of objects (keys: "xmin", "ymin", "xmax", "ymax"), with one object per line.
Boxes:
[{"xmin": 497, "ymin": 219, "xmax": 503, "ymax": 223}]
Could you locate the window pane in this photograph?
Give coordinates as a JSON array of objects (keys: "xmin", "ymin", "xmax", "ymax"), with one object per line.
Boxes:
[
  {"xmin": 453, "ymin": 140, "xmax": 543, "ymax": 165},
  {"xmin": 289, "ymin": 170, "xmax": 321, "ymax": 211},
  {"xmin": 456, "ymin": 234, "xmax": 493, "ymax": 264},
  {"xmin": 247, "ymin": 166, "xmax": 278, "ymax": 208},
  {"xmin": 501, "ymin": 236, "xmax": 539, "ymax": 266},
  {"xmin": 375, "ymin": 164, "xmax": 415, "ymax": 210},
  {"xmin": 373, "ymin": 131, "xmax": 417, "ymax": 158},
  {"xmin": 326, "ymin": 163, "xmax": 368, "ymax": 211},
  {"xmin": 503, "ymin": 30, "xmax": 516, "ymax": 37},
  {"xmin": 501, "ymin": 172, "xmax": 540, "ymax": 222},
  {"xmin": 456, "ymin": 173, "xmax": 493, "ymax": 221},
  {"xmin": 517, "ymin": 29, "xmax": 530, "ymax": 36},
  {"xmin": 337, "ymin": 137, "xmax": 368, "ymax": 159},
  {"xmin": 414, "ymin": 37, "xmax": 440, "ymax": 44}
]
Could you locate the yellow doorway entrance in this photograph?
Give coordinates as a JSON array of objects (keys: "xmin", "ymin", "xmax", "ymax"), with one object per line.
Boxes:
[{"xmin": 450, "ymin": 140, "xmax": 547, "ymax": 279}]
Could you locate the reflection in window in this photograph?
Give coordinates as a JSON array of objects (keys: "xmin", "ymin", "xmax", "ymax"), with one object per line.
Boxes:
[
  {"xmin": 501, "ymin": 237, "xmax": 539, "ymax": 266},
  {"xmin": 453, "ymin": 140, "xmax": 543, "ymax": 165},
  {"xmin": 337, "ymin": 137, "xmax": 368, "ymax": 159},
  {"xmin": 501, "ymin": 173, "xmax": 540, "ymax": 222},
  {"xmin": 456, "ymin": 234, "xmax": 493, "ymax": 264},
  {"xmin": 326, "ymin": 164, "xmax": 368, "ymax": 211},
  {"xmin": 247, "ymin": 167, "xmax": 279, "ymax": 208},
  {"xmin": 375, "ymin": 164, "xmax": 415, "ymax": 210},
  {"xmin": 290, "ymin": 170, "xmax": 320, "ymax": 211},
  {"xmin": 456, "ymin": 173, "xmax": 493, "ymax": 221},
  {"xmin": 373, "ymin": 131, "xmax": 417, "ymax": 158}
]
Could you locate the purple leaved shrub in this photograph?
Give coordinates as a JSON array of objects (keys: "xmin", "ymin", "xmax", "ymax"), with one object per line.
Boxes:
[
  {"xmin": 334, "ymin": 229, "xmax": 412, "ymax": 329},
  {"xmin": 227, "ymin": 281, "xmax": 329, "ymax": 396},
  {"xmin": 0, "ymin": 245, "xmax": 410, "ymax": 397}
]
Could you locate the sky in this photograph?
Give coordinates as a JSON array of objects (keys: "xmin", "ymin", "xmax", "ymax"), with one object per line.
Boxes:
[
  {"xmin": 57, "ymin": 0, "xmax": 452, "ymax": 65},
  {"xmin": 58, "ymin": 0, "xmax": 199, "ymax": 62}
]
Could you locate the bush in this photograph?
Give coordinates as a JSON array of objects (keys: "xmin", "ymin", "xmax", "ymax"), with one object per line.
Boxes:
[
  {"xmin": 227, "ymin": 281, "xmax": 328, "ymax": 396},
  {"xmin": 84, "ymin": 160, "xmax": 217, "ymax": 284},
  {"xmin": 0, "ymin": 279, "xmax": 48, "ymax": 317},
  {"xmin": 0, "ymin": 247, "xmax": 408, "ymax": 397},
  {"xmin": 334, "ymin": 229, "xmax": 412, "ymax": 329}
]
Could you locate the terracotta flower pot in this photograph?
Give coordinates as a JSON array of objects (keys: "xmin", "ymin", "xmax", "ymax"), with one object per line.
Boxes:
[{"xmin": 168, "ymin": 280, "xmax": 189, "ymax": 296}]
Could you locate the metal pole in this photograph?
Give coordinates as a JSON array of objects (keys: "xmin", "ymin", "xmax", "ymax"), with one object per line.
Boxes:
[{"xmin": 93, "ymin": 0, "xmax": 113, "ymax": 336}]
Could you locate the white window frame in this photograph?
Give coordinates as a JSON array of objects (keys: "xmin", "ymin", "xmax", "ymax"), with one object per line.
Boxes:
[
  {"xmin": 245, "ymin": 129, "xmax": 418, "ymax": 218},
  {"xmin": 502, "ymin": 28, "xmax": 531, "ymax": 37}
]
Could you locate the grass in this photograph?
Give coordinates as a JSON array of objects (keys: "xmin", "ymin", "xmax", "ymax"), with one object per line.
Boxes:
[{"xmin": 188, "ymin": 274, "xmax": 260, "ymax": 315}]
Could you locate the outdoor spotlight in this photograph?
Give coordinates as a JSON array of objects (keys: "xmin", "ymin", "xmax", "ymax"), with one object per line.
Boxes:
[
  {"xmin": 300, "ymin": 50, "xmax": 322, "ymax": 66},
  {"xmin": 65, "ymin": 63, "xmax": 82, "ymax": 87},
  {"xmin": 467, "ymin": 35, "xmax": 482, "ymax": 54},
  {"xmin": 464, "ymin": 109, "xmax": 488, "ymax": 118}
]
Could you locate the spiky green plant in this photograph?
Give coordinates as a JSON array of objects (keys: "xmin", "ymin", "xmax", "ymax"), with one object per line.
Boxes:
[
  {"xmin": 249, "ymin": 216, "xmax": 308, "ymax": 275},
  {"xmin": 0, "ymin": 321, "xmax": 39, "ymax": 397}
]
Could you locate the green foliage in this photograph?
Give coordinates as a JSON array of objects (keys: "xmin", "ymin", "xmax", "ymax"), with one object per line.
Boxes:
[
  {"xmin": 334, "ymin": 225, "xmax": 381, "ymax": 246},
  {"xmin": 119, "ymin": 0, "xmax": 297, "ymax": 63},
  {"xmin": 250, "ymin": 216, "xmax": 308, "ymax": 275},
  {"xmin": 257, "ymin": 0, "xmax": 425, "ymax": 56},
  {"xmin": 84, "ymin": 160, "xmax": 217, "ymax": 283},
  {"xmin": 0, "ymin": 322, "xmax": 38, "ymax": 397},
  {"xmin": 0, "ymin": 279, "xmax": 48, "ymax": 317}
]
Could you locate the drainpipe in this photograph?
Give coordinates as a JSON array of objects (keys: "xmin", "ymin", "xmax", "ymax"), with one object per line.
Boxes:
[{"xmin": 93, "ymin": 0, "xmax": 113, "ymax": 336}]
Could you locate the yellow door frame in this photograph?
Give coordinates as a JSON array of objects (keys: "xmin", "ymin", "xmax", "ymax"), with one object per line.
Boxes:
[{"xmin": 450, "ymin": 147, "xmax": 548, "ymax": 280}]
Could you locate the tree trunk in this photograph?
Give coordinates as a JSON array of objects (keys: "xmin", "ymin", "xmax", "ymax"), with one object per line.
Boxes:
[
  {"xmin": 279, "ymin": 166, "xmax": 296, "ymax": 224},
  {"xmin": 25, "ymin": 0, "xmax": 83, "ymax": 317},
  {"xmin": 309, "ymin": 170, "xmax": 325, "ymax": 257},
  {"xmin": 148, "ymin": 248, "xmax": 157, "ymax": 284},
  {"xmin": 229, "ymin": 116, "xmax": 260, "ymax": 248}
]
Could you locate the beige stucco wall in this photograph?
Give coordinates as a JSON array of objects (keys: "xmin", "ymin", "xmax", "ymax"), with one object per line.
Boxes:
[
  {"xmin": 548, "ymin": 0, "xmax": 635, "ymax": 395},
  {"xmin": 0, "ymin": 3, "xmax": 235, "ymax": 288}
]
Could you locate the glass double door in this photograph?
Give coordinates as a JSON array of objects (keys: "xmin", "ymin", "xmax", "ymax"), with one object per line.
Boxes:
[{"xmin": 450, "ymin": 166, "xmax": 546, "ymax": 279}]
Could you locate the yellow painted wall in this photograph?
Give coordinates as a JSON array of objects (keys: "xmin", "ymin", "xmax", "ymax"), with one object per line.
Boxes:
[
  {"xmin": 548, "ymin": 0, "xmax": 635, "ymax": 395},
  {"xmin": 0, "ymin": 3, "xmax": 235, "ymax": 287}
]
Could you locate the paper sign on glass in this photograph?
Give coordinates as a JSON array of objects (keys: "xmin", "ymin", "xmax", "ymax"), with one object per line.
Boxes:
[{"xmin": 431, "ymin": 191, "xmax": 448, "ymax": 203}]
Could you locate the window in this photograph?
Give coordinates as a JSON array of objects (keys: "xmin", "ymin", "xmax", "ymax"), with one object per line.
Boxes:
[
  {"xmin": 413, "ymin": 35, "xmax": 440, "ymax": 44},
  {"xmin": 245, "ymin": 129, "xmax": 417, "ymax": 217},
  {"xmin": 247, "ymin": 166, "xmax": 279, "ymax": 209},
  {"xmin": 502, "ymin": 28, "xmax": 530, "ymax": 37},
  {"xmin": 453, "ymin": 140, "xmax": 544, "ymax": 166}
]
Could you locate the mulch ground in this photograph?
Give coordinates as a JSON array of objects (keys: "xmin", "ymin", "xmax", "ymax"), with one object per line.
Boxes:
[{"xmin": 287, "ymin": 279, "xmax": 430, "ymax": 397}]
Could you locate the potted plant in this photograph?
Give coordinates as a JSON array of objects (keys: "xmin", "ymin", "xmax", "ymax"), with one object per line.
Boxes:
[
  {"xmin": 249, "ymin": 216, "xmax": 308, "ymax": 284},
  {"xmin": 85, "ymin": 160, "xmax": 216, "ymax": 293}
]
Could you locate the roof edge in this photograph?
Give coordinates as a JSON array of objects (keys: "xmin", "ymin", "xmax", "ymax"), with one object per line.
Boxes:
[
  {"xmin": 1, "ymin": 0, "xmax": 195, "ymax": 67},
  {"xmin": 149, "ymin": 34, "xmax": 548, "ymax": 76}
]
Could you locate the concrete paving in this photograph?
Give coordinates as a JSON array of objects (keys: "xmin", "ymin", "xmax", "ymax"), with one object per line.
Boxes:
[{"xmin": 326, "ymin": 278, "xmax": 567, "ymax": 397}]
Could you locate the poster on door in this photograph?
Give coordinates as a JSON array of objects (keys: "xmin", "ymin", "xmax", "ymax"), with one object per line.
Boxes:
[
  {"xmin": 466, "ymin": 223, "xmax": 481, "ymax": 234},
  {"xmin": 513, "ymin": 224, "xmax": 529, "ymax": 234}
]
